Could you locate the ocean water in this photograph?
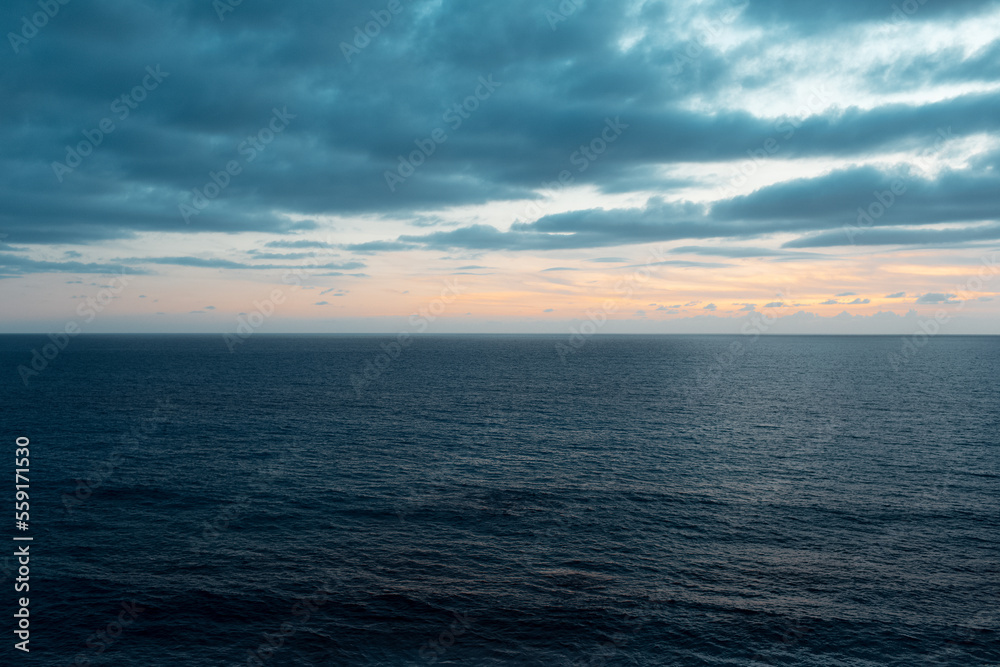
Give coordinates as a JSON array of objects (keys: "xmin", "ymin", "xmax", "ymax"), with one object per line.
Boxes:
[{"xmin": 1, "ymin": 334, "xmax": 998, "ymax": 666}]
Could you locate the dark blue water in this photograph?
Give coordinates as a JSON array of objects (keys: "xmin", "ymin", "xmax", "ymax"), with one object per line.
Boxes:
[{"xmin": 2, "ymin": 335, "xmax": 998, "ymax": 666}]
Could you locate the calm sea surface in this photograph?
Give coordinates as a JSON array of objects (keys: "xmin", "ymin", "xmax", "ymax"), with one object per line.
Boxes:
[{"xmin": 1, "ymin": 335, "xmax": 998, "ymax": 666}]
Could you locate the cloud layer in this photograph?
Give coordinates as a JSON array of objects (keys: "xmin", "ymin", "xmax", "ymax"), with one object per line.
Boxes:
[{"xmin": 1, "ymin": 0, "xmax": 998, "ymax": 332}]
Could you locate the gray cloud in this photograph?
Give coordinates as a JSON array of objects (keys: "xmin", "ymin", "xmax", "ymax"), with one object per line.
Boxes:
[
  {"xmin": 916, "ymin": 293, "xmax": 960, "ymax": 304},
  {"xmin": 122, "ymin": 256, "xmax": 365, "ymax": 271},
  {"xmin": 0, "ymin": 253, "xmax": 151, "ymax": 276},
  {"xmin": 264, "ymin": 240, "xmax": 335, "ymax": 249}
]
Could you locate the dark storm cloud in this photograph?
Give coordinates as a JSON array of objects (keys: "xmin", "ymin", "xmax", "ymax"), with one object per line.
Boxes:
[{"xmin": 2, "ymin": 0, "xmax": 998, "ymax": 258}]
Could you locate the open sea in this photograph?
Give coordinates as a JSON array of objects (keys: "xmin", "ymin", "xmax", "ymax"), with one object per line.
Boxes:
[{"xmin": 1, "ymin": 334, "xmax": 998, "ymax": 666}]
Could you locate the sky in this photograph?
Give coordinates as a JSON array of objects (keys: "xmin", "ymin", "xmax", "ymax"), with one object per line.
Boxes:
[{"xmin": 1, "ymin": 0, "xmax": 999, "ymax": 334}]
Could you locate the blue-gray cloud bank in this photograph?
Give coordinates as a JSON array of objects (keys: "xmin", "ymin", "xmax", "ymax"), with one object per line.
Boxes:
[{"xmin": 2, "ymin": 0, "xmax": 999, "ymax": 257}]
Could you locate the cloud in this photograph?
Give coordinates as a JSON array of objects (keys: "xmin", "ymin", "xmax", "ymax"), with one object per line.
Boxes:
[
  {"xmin": 915, "ymin": 293, "xmax": 960, "ymax": 304},
  {"xmin": 3, "ymin": 0, "xmax": 998, "ymax": 255},
  {"xmin": 847, "ymin": 298, "xmax": 871, "ymax": 305},
  {"xmin": 247, "ymin": 251, "xmax": 317, "ymax": 260},
  {"xmin": 885, "ymin": 292, "xmax": 906, "ymax": 298},
  {"xmin": 703, "ymin": 303, "xmax": 717, "ymax": 311},
  {"xmin": 264, "ymin": 240, "xmax": 334, "ymax": 249},
  {"xmin": 0, "ymin": 253, "xmax": 151, "ymax": 276},
  {"xmin": 671, "ymin": 245, "xmax": 806, "ymax": 258},
  {"xmin": 836, "ymin": 292, "xmax": 857, "ymax": 297},
  {"xmin": 786, "ymin": 223, "xmax": 1000, "ymax": 248},
  {"xmin": 344, "ymin": 240, "xmax": 418, "ymax": 253},
  {"xmin": 357, "ymin": 157, "xmax": 1000, "ymax": 255},
  {"xmin": 122, "ymin": 256, "xmax": 365, "ymax": 271},
  {"xmin": 821, "ymin": 299, "xmax": 839, "ymax": 305}
]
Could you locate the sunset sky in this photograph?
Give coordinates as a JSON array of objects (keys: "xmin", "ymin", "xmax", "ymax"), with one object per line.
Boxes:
[{"xmin": 2, "ymin": 0, "xmax": 998, "ymax": 333}]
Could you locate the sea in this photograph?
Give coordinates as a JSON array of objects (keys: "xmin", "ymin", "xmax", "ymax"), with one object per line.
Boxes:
[{"xmin": 1, "ymin": 334, "xmax": 997, "ymax": 666}]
